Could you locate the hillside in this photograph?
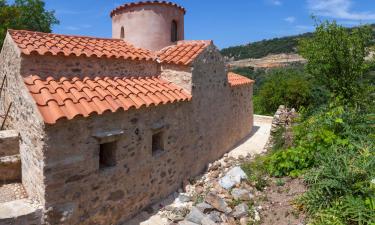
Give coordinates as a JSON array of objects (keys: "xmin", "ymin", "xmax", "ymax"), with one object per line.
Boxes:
[{"xmin": 221, "ymin": 24, "xmax": 375, "ymax": 61}]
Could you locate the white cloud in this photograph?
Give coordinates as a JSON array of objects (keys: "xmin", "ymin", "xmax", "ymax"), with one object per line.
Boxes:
[
  {"xmin": 284, "ymin": 16, "xmax": 296, "ymax": 23},
  {"xmin": 307, "ymin": 0, "xmax": 375, "ymax": 20},
  {"xmin": 268, "ymin": 0, "xmax": 282, "ymax": 6}
]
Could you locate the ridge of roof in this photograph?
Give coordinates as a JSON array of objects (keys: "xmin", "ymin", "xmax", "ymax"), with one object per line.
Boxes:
[
  {"xmin": 8, "ymin": 29, "xmax": 123, "ymax": 42},
  {"xmin": 8, "ymin": 29, "xmax": 213, "ymax": 66},
  {"xmin": 110, "ymin": 1, "xmax": 186, "ymax": 17},
  {"xmin": 8, "ymin": 29, "xmax": 154, "ymax": 61}
]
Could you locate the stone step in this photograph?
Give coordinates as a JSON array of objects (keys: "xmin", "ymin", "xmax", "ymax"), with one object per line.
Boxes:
[
  {"xmin": 0, "ymin": 130, "xmax": 19, "ymax": 157},
  {"xmin": 0, "ymin": 199, "xmax": 42, "ymax": 225},
  {"xmin": 0, "ymin": 155, "xmax": 21, "ymax": 183}
]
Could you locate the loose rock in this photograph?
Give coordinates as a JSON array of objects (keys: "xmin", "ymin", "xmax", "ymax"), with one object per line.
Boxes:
[
  {"xmin": 201, "ymin": 216, "xmax": 216, "ymax": 225},
  {"xmin": 232, "ymin": 203, "xmax": 249, "ymax": 218},
  {"xmin": 195, "ymin": 202, "xmax": 213, "ymax": 213},
  {"xmin": 218, "ymin": 167, "xmax": 247, "ymax": 190},
  {"xmin": 178, "ymin": 221, "xmax": 199, "ymax": 225},
  {"xmin": 205, "ymin": 192, "xmax": 231, "ymax": 213},
  {"xmin": 185, "ymin": 207, "xmax": 205, "ymax": 224},
  {"xmin": 231, "ymin": 188, "xmax": 254, "ymax": 201}
]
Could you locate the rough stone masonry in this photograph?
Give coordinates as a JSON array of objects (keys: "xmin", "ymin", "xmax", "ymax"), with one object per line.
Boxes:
[{"xmin": 0, "ymin": 1, "xmax": 254, "ymax": 224}]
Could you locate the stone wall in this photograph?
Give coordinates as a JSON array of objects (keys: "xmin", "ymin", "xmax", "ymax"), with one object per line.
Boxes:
[
  {"xmin": 160, "ymin": 64, "xmax": 192, "ymax": 92},
  {"xmin": 187, "ymin": 45, "xmax": 253, "ymax": 176},
  {"xmin": 0, "ymin": 34, "xmax": 46, "ymax": 204},
  {"xmin": 37, "ymin": 45, "xmax": 253, "ymax": 225},
  {"xmin": 42, "ymin": 102, "xmax": 195, "ymax": 224},
  {"xmin": 264, "ymin": 105, "xmax": 298, "ymax": 151},
  {"xmin": 20, "ymin": 54, "xmax": 158, "ymax": 80}
]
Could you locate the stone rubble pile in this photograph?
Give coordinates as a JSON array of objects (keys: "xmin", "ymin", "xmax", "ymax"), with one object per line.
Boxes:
[{"xmin": 145, "ymin": 153, "xmax": 264, "ymax": 225}]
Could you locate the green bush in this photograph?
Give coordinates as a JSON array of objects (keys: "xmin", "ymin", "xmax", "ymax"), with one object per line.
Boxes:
[
  {"xmin": 255, "ymin": 68, "xmax": 315, "ymax": 115},
  {"xmin": 250, "ymin": 20, "xmax": 375, "ymax": 225},
  {"xmin": 230, "ymin": 67, "xmax": 268, "ymax": 94},
  {"xmin": 299, "ymin": 21, "xmax": 373, "ymax": 103},
  {"xmin": 300, "ymin": 145, "xmax": 375, "ymax": 225},
  {"xmin": 265, "ymin": 103, "xmax": 373, "ymax": 177}
]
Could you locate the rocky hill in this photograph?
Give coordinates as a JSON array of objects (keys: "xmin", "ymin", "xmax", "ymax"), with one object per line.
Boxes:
[
  {"xmin": 221, "ymin": 24, "xmax": 375, "ymax": 61},
  {"xmin": 228, "ymin": 53, "xmax": 307, "ymax": 69}
]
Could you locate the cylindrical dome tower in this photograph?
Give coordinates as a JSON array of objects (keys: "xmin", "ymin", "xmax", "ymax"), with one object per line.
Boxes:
[{"xmin": 111, "ymin": 1, "xmax": 185, "ymax": 51}]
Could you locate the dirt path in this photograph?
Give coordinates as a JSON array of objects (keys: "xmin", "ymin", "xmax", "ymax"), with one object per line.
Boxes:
[{"xmin": 256, "ymin": 177, "xmax": 306, "ymax": 225}]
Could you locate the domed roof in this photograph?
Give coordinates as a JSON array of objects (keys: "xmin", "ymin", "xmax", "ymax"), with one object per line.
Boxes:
[{"xmin": 110, "ymin": 1, "xmax": 186, "ymax": 17}]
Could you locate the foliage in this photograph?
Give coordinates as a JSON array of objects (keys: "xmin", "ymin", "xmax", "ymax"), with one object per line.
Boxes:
[
  {"xmin": 301, "ymin": 146, "xmax": 375, "ymax": 225},
  {"xmin": 299, "ymin": 20, "xmax": 373, "ymax": 102},
  {"xmin": 230, "ymin": 67, "xmax": 269, "ymax": 94},
  {"xmin": 255, "ymin": 68, "xmax": 315, "ymax": 115},
  {"xmin": 231, "ymin": 66, "xmax": 328, "ymax": 115},
  {"xmin": 0, "ymin": 0, "xmax": 59, "ymax": 48},
  {"xmin": 240, "ymin": 19, "xmax": 375, "ymax": 225},
  {"xmin": 242, "ymin": 156, "xmax": 269, "ymax": 191}
]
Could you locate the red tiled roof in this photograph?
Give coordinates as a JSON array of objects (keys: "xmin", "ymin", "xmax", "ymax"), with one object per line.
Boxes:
[
  {"xmin": 227, "ymin": 72, "xmax": 254, "ymax": 87},
  {"xmin": 24, "ymin": 75, "xmax": 191, "ymax": 124},
  {"xmin": 110, "ymin": 1, "xmax": 186, "ymax": 17},
  {"xmin": 8, "ymin": 29, "xmax": 154, "ymax": 61},
  {"xmin": 157, "ymin": 40, "xmax": 212, "ymax": 65}
]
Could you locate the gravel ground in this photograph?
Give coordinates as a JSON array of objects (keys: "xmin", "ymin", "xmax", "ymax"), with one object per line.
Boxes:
[{"xmin": 0, "ymin": 183, "xmax": 28, "ymax": 203}]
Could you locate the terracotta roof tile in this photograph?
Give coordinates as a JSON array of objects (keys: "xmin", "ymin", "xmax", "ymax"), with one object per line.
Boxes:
[
  {"xmin": 24, "ymin": 75, "xmax": 192, "ymax": 124},
  {"xmin": 157, "ymin": 40, "xmax": 212, "ymax": 65},
  {"xmin": 227, "ymin": 72, "xmax": 255, "ymax": 87},
  {"xmin": 110, "ymin": 1, "xmax": 186, "ymax": 17},
  {"xmin": 8, "ymin": 29, "xmax": 154, "ymax": 61}
]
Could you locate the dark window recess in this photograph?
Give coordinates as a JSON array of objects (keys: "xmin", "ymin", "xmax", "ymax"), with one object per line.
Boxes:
[
  {"xmin": 120, "ymin": 27, "xmax": 125, "ymax": 39},
  {"xmin": 171, "ymin": 20, "xmax": 178, "ymax": 42},
  {"xmin": 99, "ymin": 141, "xmax": 117, "ymax": 169},
  {"xmin": 152, "ymin": 131, "xmax": 164, "ymax": 156}
]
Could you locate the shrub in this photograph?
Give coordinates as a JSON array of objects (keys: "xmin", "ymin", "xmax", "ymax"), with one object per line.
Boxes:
[
  {"xmin": 299, "ymin": 20, "xmax": 373, "ymax": 103},
  {"xmin": 256, "ymin": 68, "xmax": 314, "ymax": 115},
  {"xmin": 300, "ymin": 144, "xmax": 375, "ymax": 225}
]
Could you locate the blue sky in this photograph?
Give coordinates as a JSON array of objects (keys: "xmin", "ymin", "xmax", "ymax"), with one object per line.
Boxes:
[{"xmin": 19, "ymin": 0, "xmax": 375, "ymax": 48}]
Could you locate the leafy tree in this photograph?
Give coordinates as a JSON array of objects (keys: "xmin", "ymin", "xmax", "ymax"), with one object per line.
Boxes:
[
  {"xmin": 255, "ymin": 68, "xmax": 314, "ymax": 115},
  {"xmin": 0, "ymin": 0, "xmax": 59, "ymax": 48},
  {"xmin": 298, "ymin": 20, "xmax": 373, "ymax": 103}
]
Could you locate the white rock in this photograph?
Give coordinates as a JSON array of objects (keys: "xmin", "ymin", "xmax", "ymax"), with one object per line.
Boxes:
[
  {"xmin": 178, "ymin": 221, "xmax": 199, "ymax": 225},
  {"xmin": 186, "ymin": 207, "xmax": 205, "ymax": 224},
  {"xmin": 218, "ymin": 166, "xmax": 247, "ymax": 190},
  {"xmin": 201, "ymin": 216, "xmax": 216, "ymax": 225}
]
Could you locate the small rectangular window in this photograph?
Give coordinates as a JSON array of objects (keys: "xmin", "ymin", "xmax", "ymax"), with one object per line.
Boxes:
[
  {"xmin": 152, "ymin": 131, "xmax": 164, "ymax": 156},
  {"xmin": 99, "ymin": 141, "xmax": 117, "ymax": 169}
]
